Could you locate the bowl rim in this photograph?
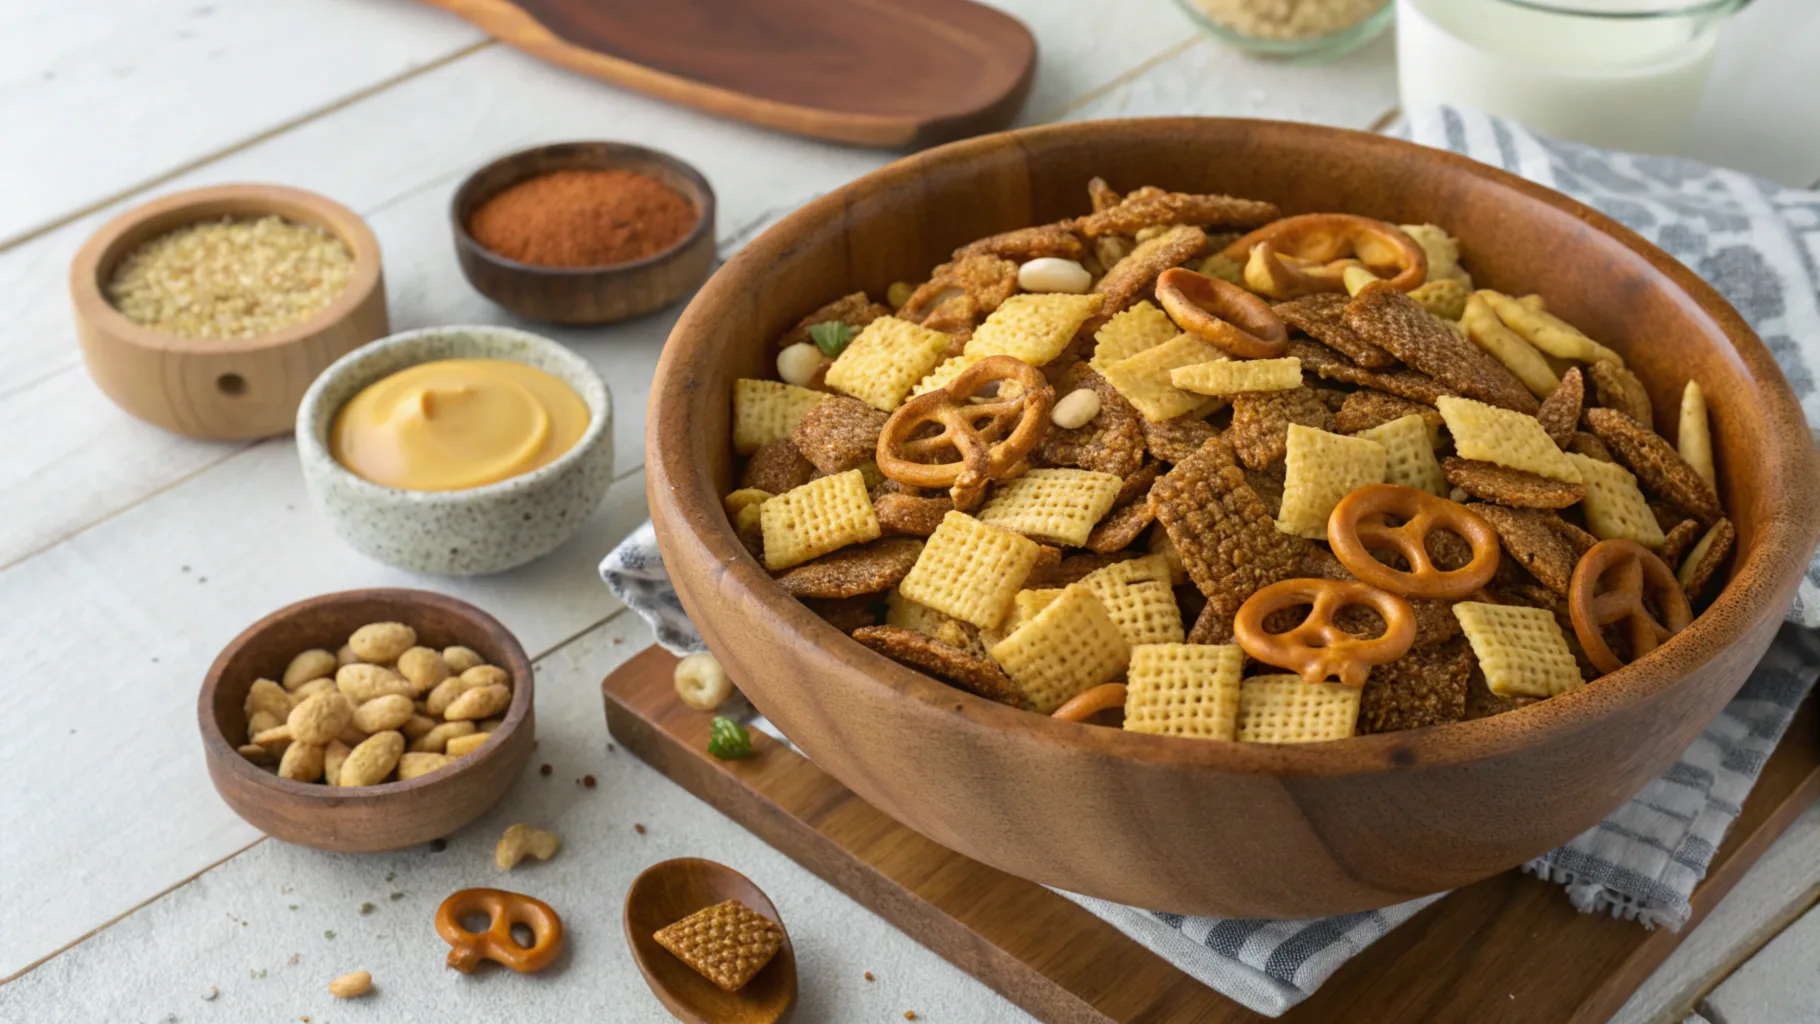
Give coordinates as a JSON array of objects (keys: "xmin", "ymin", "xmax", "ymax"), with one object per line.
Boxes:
[
  {"xmin": 197, "ymin": 587, "xmax": 535, "ymax": 801},
  {"xmin": 649, "ymin": 116, "xmax": 1820, "ymax": 778},
  {"xmin": 68, "ymin": 182, "xmax": 385, "ymax": 355},
  {"xmin": 448, "ymin": 139, "xmax": 718, "ymax": 277},
  {"xmin": 293, "ymin": 323, "xmax": 613, "ymax": 503}
]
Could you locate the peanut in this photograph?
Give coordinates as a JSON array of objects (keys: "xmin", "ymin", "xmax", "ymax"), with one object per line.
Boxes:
[
  {"xmin": 444, "ymin": 732, "xmax": 488, "ymax": 757},
  {"xmin": 424, "ymin": 675, "xmax": 480, "ymax": 717},
  {"xmin": 349, "ymin": 622, "xmax": 416, "ymax": 663},
  {"xmin": 673, "ymin": 652, "xmax": 734, "ymax": 711},
  {"xmin": 395, "ymin": 646, "xmax": 450, "ymax": 695},
  {"xmin": 290, "ymin": 677, "xmax": 335, "ymax": 700},
  {"xmin": 238, "ymin": 743, "xmax": 275, "ymax": 763},
  {"xmin": 444, "ymin": 684, "xmax": 511, "ymax": 722},
  {"xmin": 251, "ymin": 723, "xmax": 294, "ymax": 746},
  {"xmin": 327, "ymin": 970, "xmax": 372, "ymax": 998},
  {"xmin": 352, "ymin": 693, "xmax": 415, "ymax": 733},
  {"xmin": 1050, "ymin": 388, "xmax": 1101, "ymax": 430},
  {"xmin": 396, "ymin": 752, "xmax": 451, "ymax": 781},
  {"xmin": 441, "ymin": 645, "xmax": 485, "ymax": 673},
  {"xmin": 336, "ymin": 722, "xmax": 369, "ymax": 747},
  {"xmin": 289, "ymin": 691, "xmax": 355, "ymax": 745},
  {"xmin": 477, "ymin": 718, "xmax": 504, "ymax": 733},
  {"xmin": 335, "ymin": 644, "xmax": 358, "ymax": 666},
  {"xmin": 337, "ymin": 663, "xmax": 413, "ymax": 704},
  {"xmin": 324, "ymin": 740, "xmax": 352, "ymax": 786},
  {"xmin": 410, "ymin": 720, "xmax": 476, "ymax": 754},
  {"xmin": 401, "ymin": 714, "xmax": 438, "ymax": 740},
  {"xmin": 244, "ymin": 679, "xmax": 293, "ymax": 720},
  {"xmin": 282, "ymin": 649, "xmax": 338, "ymax": 690},
  {"xmin": 494, "ymin": 823, "xmax": 561, "ymax": 870},
  {"xmin": 279, "ymin": 741, "xmax": 326, "ymax": 782},
  {"xmin": 338, "ymin": 731, "xmax": 405, "ymax": 787},
  {"xmin": 246, "ymin": 710, "xmax": 283, "ymax": 740}
]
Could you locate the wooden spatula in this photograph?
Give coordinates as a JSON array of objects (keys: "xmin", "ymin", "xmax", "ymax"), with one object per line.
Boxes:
[{"xmin": 418, "ymin": 0, "xmax": 1037, "ymax": 148}]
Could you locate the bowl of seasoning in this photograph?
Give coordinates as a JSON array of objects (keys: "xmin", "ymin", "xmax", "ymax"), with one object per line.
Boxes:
[
  {"xmin": 451, "ymin": 141, "xmax": 716, "ymax": 325},
  {"xmin": 1173, "ymin": 0, "xmax": 1392, "ymax": 61},
  {"xmin": 296, "ymin": 324, "xmax": 614, "ymax": 575},
  {"xmin": 70, "ymin": 184, "xmax": 389, "ymax": 440}
]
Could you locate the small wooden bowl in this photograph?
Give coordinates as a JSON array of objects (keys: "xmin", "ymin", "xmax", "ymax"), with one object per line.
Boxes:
[
  {"xmin": 624, "ymin": 858, "xmax": 797, "ymax": 1023},
  {"xmin": 451, "ymin": 141, "xmax": 717, "ymax": 325},
  {"xmin": 198, "ymin": 588, "xmax": 534, "ymax": 852},
  {"xmin": 70, "ymin": 184, "xmax": 389, "ymax": 440}
]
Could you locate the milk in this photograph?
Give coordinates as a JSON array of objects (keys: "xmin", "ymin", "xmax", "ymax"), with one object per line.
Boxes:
[{"xmin": 1397, "ymin": 0, "xmax": 1729, "ymax": 153}]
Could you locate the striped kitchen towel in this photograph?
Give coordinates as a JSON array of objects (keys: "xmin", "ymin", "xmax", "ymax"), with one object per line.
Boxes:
[{"xmin": 603, "ymin": 106, "xmax": 1820, "ymax": 1015}]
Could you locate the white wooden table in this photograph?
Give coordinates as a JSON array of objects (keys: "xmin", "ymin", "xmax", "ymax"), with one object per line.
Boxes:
[{"xmin": 3, "ymin": 2, "xmax": 1817, "ymax": 1021}]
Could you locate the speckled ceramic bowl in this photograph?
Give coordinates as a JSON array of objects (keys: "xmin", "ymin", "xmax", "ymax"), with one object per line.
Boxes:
[{"xmin": 296, "ymin": 325, "xmax": 613, "ymax": 575}]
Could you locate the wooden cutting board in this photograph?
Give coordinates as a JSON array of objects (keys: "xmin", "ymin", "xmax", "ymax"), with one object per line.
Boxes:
[
  {"xmin": 416, "ymin": 0, "xmax": 1037, "ymax": 148},
  {"xmin": 603, "ymin": 644, "xmax": 1820, "ymax": 1023}
]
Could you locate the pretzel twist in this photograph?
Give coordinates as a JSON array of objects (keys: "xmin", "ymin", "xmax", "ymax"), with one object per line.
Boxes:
[
  {"xmin": 875, "ymin": 355, "xmax": 1054, "ymax": 510},
  {"xmin": 1233, "ymin": 578, "xmax": 1416, "ymax": 688},
  {"xmin": 1154, "ymin": 267, "xmax": 1288, "ymax": 358},
  {"xmin": 1328, "ymin": 484, "xmax": 1501, "ymax": 600},
  {"xmin": 435, "ymin": 888, "xmax": 565, "ymax": 974},
  {"xmin": 1568, "ymin": 539, "xmax": 1692, "ymax": 674},
  {"xmin": 1220, "ymin": 214, "xmax": 1427, "ymax": 299}
]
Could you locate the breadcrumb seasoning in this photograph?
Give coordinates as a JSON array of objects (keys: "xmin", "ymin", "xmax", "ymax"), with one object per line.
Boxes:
[{"xmin": 107, "ymin": 215, "xmax": 353, "ymax": 339}]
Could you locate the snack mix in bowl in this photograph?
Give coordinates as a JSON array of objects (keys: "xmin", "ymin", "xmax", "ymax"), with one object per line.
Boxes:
[{"xmin": 723, "ymin": 179, "xmax": 1735, "ymax": 744}]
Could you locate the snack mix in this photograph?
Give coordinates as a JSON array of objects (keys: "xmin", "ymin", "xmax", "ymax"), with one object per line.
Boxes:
[
  {"xmin": 723, "ymin": 179, "xmax": 1733, "ymax": 743},
  {"xmin": 237, "ymin": 621, "xmax": 513, "ymax": 783}
]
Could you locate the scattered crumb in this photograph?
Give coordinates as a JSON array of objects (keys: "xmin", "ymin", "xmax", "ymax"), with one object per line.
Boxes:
[
  {"xmin": 323, "ymin": 930, "xmax": 336, "ymax": 940},
  {"xmin": 359, "ymin": 902, "xmax": 376, "ymax": 915},
  {"xmin": 288, "ymin": 904, "xmax": 298, "ymax": 911},
  {"xmin": 287, "ymin": 953, "xmax": 301, "ymax": 966},
  {"xmin": 249, "ymin": 968, "xmax": 266, "ymax": 979},
  {"xmin": 905, "ymin": 1013, "xmax": 917, "ymax": 1021},
  {"xmin": 582, "ymin": 775, "xmax": 597, "ymax": 789},
  {"xmin": 611, "ymin": 636, "xmax": 624, "ymax": 645},
  {"xmin": 865, "ymin": 971, "xmax": 875, "ymax": 982},
  {"xmin": 385, "ymin": 871, "xmax": 396, "ymax": 882},
  {"xmin": 607, "ymin": 743, "xmax": 616, "ymax": 752},
  {"xmin": 429, "ymin": 838, "xmax": 448, "ymax": 852},
  {"xmin": 634, "ymin": 823, "xmax": 646, "ymax": 835},
  {"xmin": 389, "ymin": 892, "xmax": 405, "ymax": 901},
  {"xmin": 539, "ymin": 764, "xmax": 552, "ymax": 776},
  {"xmin": 202, "ymin": 986, "xmax": 219, "ymax": 1001}
]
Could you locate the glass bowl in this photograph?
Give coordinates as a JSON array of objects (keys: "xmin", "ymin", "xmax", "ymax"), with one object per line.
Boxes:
[{"xmin": 1172, "ymin": 0, "xmax": 1394, "ymax": 62}]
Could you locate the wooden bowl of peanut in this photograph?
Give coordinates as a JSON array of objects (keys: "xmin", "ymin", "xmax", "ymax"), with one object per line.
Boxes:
[{"xmin": 198, "ymin": 588, "xmax": 534, "ymax": 852}]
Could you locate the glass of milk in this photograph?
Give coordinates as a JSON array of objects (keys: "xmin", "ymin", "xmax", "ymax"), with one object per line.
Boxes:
[{"xmin": 1397, "ymin": 0, "xmax": 1753, "ymax": 153}]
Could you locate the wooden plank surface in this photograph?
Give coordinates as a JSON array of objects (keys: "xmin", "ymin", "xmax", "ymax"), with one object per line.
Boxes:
[{"xmin": 604, "ymin": 645, "xmax": 1820, "ymax": 1024}]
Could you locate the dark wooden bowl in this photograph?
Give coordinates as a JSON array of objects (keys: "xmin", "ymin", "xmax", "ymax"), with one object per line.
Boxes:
[
  {"xmin": 198, "ymin": 588, "xmax": 535, "ymax": 852},
  {"xmin": 450, "ymin": 141, "xmax": 716, "ymax": 325},
  {"xmin": 70, "ymin": 183, "xmax": 389, "ymax": 440},
  {"xmin": 648, "ymin": 119, "xmax": 1820, "ymax": 919}
]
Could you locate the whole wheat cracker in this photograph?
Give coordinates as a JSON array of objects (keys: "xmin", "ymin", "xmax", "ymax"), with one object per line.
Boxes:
[
  {"xmin": 774, "ymin": 538, "xmax": 924, "ymax": 598},
  {"xmin": 1085, "ymin": 500, "xmax": 1156, "ymax": 553},
  {"xmin": 1039, "ymin": 551, "xmax": 1141, "ymax": 588},
  {"xmin": 1344, "ymin": 288, "xmax": 1538, "ymax": 412},
  {"xmin": 1535, "ymin": 366, "xmax": 1584, "ymax": 449},
  {"xmin": 792, "ymin": 396, "xmax": 888, "ymax": 475},
  {"xmin": 652, "ymin": 900, "xmax": 786, "ymax": 993},
  {"xmin": 874, "ymin": 492, "xmax": 954, "ymax": 537},
  {"xmin": 1035, "ymin": 363, "xmax": 1147, "ymax": 478},
  {"xmin": 1273, "ymin": 293, "xmax": 1397, "ymax": 369},
  {"xmin": 1287, "ymin": 338, "xmax": 1453, "ymax": 406},
  {"xmin": 1336, "ymin": 390, "xmax": 1443, "ymax": 436},
  {"xmin": 1587, "ymin": 360, "xmax": 1653, "ymax": 426},
  {"xmin": 1584, "ymin": 407, "xmax": 1723, "ymax": 525},
  {"xmin": 1112, "ymin": 460, "xmax": 1165, "ymax": 507},
  {"xmin": 1227, "ymin": 387, "xmax": 1335, "ymax": 471},
  {"xmin": 1068, "ymin": 191, "xmax": 1279, "ymax": 238},
  {"xmin": 1150, "ymin": 438, "xmax": 1309, "ymax": 616},
  {"xmin": 806, "ymin": 595, "xmax": 882, "ymax": 632},
  {"xmin": 776, "ymin": 292, "xmax": 890, "ymax": 349},
  {"xmin": 1658, "ymin": 517, "xmax": 1704, "ymax": 570},
  {"xmin": 1470, "ymin": 504, "xmax": 1582, "ymax": 595},
  {"xmin": 1245, "ymin": 466, "xmax": 1286, "ymax": 517},
  {"xmin": 954, "ymin": 223, "xmax": 1084, "ymax": 263},
  {"xmin": 1568, "ymin": 431, "xmax": 1616, "ymax": 463},
  {"xmin": 1678, "ymin": 518, "xmax": 1735, "ymax": 597},
  {"xmin": 852, "ymin": 626, "xmax": 1022, "ymax": 706},
  {"xmin": 1141, "ymin": 413, "xmax": 1221, "ymax": 464},
  {"xmin": 899, "ymin": 255, "xmax": 1019, "ymax": 323},
  {"xmin": 1359, "ymin": 638, "xmax": 1472, "ymax": 734},
  {"xmin": 1091, "ymin": 225, "xmax": 1207, "ymax": 316},
  {"xmin": 1442, "ymin": 457, "xmax": 1586, "ymax": 509},
  {"xmin": 740, "ymin": 439, "xmax": 816, "ymax": 494}
]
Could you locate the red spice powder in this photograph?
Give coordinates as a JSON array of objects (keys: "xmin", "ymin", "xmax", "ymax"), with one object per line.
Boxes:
[{"xmin": 467, "ymin": 168, "xmax": 697, "ymax": 268}]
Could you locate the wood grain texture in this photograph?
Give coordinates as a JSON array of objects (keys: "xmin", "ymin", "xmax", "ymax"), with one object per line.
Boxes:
[
  {"xmin": 647, "ymin": 117, "xmax": 1820, "ymax": 918},
  {"xmin": 199, "ymin": 588, "xmax": 535, "ymax": 852},
  {"xmin": 450, "ymin": 140, "xmax": 716, "ymax": 324},
  {"xmin": 414, "ymin": 0, "xmax": 1035, "ymax": 148},
  {"xmin": 624, "ymin": 858, "xmax": 798, "ymax": 1023},
  {"xmin": 69, "ymin": 184, "xmax": 389, "ymax": 440},
  {"xmin": 603, "ymin": 645, "xmax": 1820, "ymax": 1024}
]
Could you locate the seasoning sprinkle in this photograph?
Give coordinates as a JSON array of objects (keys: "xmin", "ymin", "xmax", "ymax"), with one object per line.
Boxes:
[
  {"xmin": 466, "ymin": 168, "xmax": 696, "ymax": 269},
  {"xmin": 107, "ymin": 215, "xmax": 353, "ymax": 339}
]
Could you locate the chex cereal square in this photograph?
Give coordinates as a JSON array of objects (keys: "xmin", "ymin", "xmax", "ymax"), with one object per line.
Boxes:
[
  {"xmin": 1124, "ymin": 643, "xmax": 1244, "ymax": 739},
  {"xmin": 651, "ymin": 898, "xmax": 785, "ymax": 993},
  {"xmin": 759, "ymin": 469, "xmax": 881, "ymax": 570},
  {"xmin": 1169, "ymin": 356, "xmax": 1303, "ymax": 396},
  {"xmin": 1437, "ymin": 395, "xmax": 1583, "ymax": 484},
  {"xmin": 977, "ymin": 467, "xmax": 1123, "ymax": 546},
  {"xmin": 733, "ymin": 379, "xmax": 829, "ymax": 455},
  {"xmin": 1454, "ymin": 601, "xmax": 1583, "ymax": 699},
  {"xmin": 964, "ymin": 293, "xmax": 1103, "ymax": 366},
  {"xmin": 824, "ymin": 315, "xmax": 953, "ymax": 412},
  {"xmin": 1099, "ymin": 333, "xmax": 1229, "ymax": 422},
  {"xmin": 989, "ymin": 583, "xmax": 1131, "ymax": 713},
  {"xmin": 1236, "ymin": 675, "xmax": 1361, "ymax": 743},
  {"xmin": 1089, "ymin": 577, "xmax": 1185, "ymax": 647},
  {"xmin": 885, "ymin": 589, "xmax": 988, "ymax": 659},
  {"xmin": 911, "ymin": 354, "xmax": 984, "ymax": 397},
  {"xmin": 1082, "ymin": 553, "xmax": 1175, "ymax": 591},
  {"xmin": 1567, "ymin": 452, "xmax": 1666, "ymax": 548},
  {"xmin": 1091, "ymin": 300, "xmax": 1179, "ymax": 368},
  {"xmin": 1276, "ymin": 425, "xmax": 1387, "ymax": 539},
  {"xmin": 898, "ymin": 511, "xmax": 1042, "ymax": 629},
  {"xmin": 1358, "ymin": 413, "xmax": 1448, "ymax": 496}
]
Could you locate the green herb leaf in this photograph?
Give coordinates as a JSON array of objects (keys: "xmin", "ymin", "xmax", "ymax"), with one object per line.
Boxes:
[
  {"xmin": 707, "ymin": 716, "xmax": 755, "ymax": 760},
  {"xmin": 808, "ymin": 321, "xmax": 857, "ymax": 359}
]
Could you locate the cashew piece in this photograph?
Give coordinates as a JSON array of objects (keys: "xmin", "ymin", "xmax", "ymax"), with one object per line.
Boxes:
[
  {"xmin": 327, "ymin": 970, "xmax": 372, "ymax": 998},
  {"xmin": 495, "ymin": 823, "xmax": 561, "ymax": 870}
]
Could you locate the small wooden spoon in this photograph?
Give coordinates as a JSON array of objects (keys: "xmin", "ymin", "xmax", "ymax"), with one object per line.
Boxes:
[{"xmin": 624, "ymin": 858, "xmax": 797, "ymax": 1024}]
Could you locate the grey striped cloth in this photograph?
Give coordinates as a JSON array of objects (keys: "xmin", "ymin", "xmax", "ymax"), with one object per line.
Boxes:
[{"xmin": 602, "ymin": 106, "xmax": 1820, "ymax": 1016}]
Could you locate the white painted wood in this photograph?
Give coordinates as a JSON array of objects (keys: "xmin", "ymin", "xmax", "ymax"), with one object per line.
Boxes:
[
  {"xmin": 0, "ymin": 463, "xmax": 648, "ymax": 980},
  {"xmin": 0, "ymin": 0, "xmax": 483, "ymax": 246},
  {"xmin": 1614, "ymin": 799, "xmax": 1820, "ymax": 1024},
  {"xmin": 0, "ymin": 611, "xmax": 1029, "ymax": 1023},
  {"xmin": 1700, "ymin": 898, "xmax": 1820, "ymax": 1024}
]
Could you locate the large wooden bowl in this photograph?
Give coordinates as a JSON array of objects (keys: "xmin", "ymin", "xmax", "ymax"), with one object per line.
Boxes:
[
  {"xmin": 647, "ymin": 119, "xmax": 1820, "ymax": 918},
  {"xmin": 199, "ymin": 588, "xmax": 535, "ymax": 852}
]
